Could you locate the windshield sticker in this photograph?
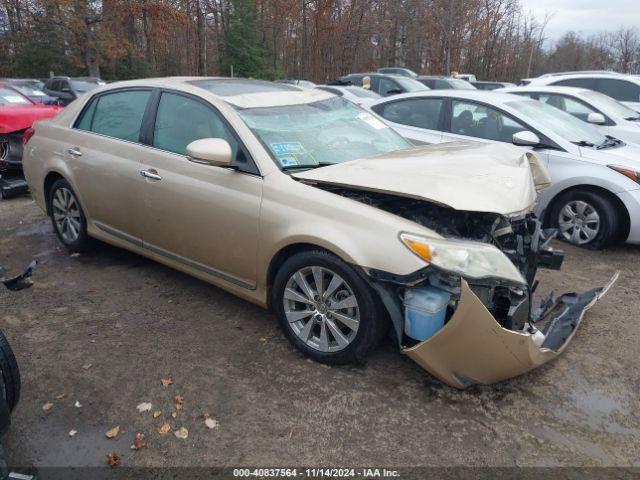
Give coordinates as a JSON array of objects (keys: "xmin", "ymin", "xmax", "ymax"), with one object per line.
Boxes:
[
  {"xmin": 278, "ymin": 156, "xmax": 299, "ymax": 167},
  {"xmin": 270, "ymin": 142, "xmax": 318, "ymax": 166},
  {"xmin": 357, "ymin": 112, "xmax": 388, "ymax": 130}
]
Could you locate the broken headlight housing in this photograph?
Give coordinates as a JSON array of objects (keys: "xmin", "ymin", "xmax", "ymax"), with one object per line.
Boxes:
[{"xmin": 400, "ymin": 233, "xmax": 526, "ymax": 285}]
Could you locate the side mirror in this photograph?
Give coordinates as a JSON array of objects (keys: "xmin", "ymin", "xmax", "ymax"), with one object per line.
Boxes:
[
  {"xmin": 512, "ymin": 130, "xmax": 540, "ymax": 147},
  {"xmin": 587, "ymin": 112, "xmax": 606, "ymax": 125},
  {"xmin": 186, "ymin": 138, "xmax": 233, "ymax": 167}
]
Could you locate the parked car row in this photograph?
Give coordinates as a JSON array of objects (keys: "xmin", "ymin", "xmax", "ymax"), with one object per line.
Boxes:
[
  {"xmin": 368, "ymin": 88, "xmax": 640, "ymax": 249},
  {"xmin": 20, "ymin": 77, "xmax": 618, "ymax": 389}
]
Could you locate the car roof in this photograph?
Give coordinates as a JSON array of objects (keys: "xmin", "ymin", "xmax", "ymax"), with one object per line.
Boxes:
[
  {"xmin": 371, "ymin": 89, "xmax": 521, "ymax": 105},
  {"xmin": 501, "ymin": 85, "xmax": 590, "ymax": 96},
  {"xmin": 81, "ymin": 77, "xmax": 334, "ymax": 109},
  {"xmin": 417, "ymin": 75, "xmax": 451, "ymax": 80},
  {"xmin": 533, "ymin": 72, "xmax": 640, "ymax": 83}
]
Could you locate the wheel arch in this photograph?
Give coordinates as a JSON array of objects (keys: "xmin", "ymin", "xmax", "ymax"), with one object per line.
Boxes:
[
  {"xmin": 544, "ymin": 184, "xmax": 630, "ymax": 242},
  {"xmin": 265, "ymin": 242, "xmax": 345, "ymax": 309},
  {"xmin": 43, "ymin": 171, "xmax": 67, "ymax": 215}
]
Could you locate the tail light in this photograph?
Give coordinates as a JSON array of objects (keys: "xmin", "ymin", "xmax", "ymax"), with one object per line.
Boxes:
[{"xmin": 23, "ymin": 127, "xmax": 35, "ymax": 145}]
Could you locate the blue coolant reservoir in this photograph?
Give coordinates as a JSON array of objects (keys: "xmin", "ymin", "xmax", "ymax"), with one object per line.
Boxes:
[{"xmin": 403, "ymin": 286, "xmax": 451, "ymax": 341}]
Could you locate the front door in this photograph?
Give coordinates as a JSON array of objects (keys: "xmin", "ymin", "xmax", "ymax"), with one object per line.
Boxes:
[{"xmin": 139, "ymin": 91, "xmax": 263, "ymax": 288}]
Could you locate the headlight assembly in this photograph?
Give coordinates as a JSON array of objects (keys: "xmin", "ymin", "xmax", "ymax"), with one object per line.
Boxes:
[
  {"xmin": 608, "ymin": 165, "xmax": 640, "ymax": 185},
  {"xmin": 400, "ymin": 232, "xmax": 526, "ymax": 285}
]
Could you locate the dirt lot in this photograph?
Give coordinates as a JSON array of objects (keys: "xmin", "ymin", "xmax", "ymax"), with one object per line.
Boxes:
[{"xmin": 1, "ymin": 196, "xmax": 639, "ymax": 473}]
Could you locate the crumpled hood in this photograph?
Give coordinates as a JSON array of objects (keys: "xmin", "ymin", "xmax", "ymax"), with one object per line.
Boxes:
[
  {"xmin": 293, "ymin": 142, "xmax": 544, "ymax": 216},
  {"xmin": 0, "ymin": 104, "xmax": 63, "ymax": 134}
]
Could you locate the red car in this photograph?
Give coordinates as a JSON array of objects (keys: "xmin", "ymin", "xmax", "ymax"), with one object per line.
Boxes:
[{"xmin": 0, "ymin": 83, "xmax": 62, "ymax": 198}]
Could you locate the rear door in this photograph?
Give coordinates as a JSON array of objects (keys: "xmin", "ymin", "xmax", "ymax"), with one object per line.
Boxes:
[
  {"xmin": 139, "ymin": 90, "xmax": 263, "ymax": 288},
  {"xmin": 372, "ymin": 97, "xmax": 444, "ymax": 144},
  {"xmin": 67, "ymin": 88, "xmax": 152, "ymax": 242}
]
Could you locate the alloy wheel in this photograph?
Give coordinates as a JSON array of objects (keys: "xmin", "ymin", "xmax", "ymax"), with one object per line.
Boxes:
[
  {"xmin": 52, "ymin": 187, "xmax": 82, "ymax": 243},
  {"xmin": 282, "ymin": 266, "xmax": 360, "ymax": 353},
  {"xmin": 558, "ymin": 200, "xmax": 600, "ymax": 245}
]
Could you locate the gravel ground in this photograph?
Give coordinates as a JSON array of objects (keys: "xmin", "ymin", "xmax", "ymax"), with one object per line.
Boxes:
[{"xmin": 1, "ymin": 196, "xmax": 639, "ymax": 476}]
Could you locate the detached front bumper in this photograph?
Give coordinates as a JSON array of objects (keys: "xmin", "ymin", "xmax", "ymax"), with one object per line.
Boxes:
[{"xmin": 403, "ymin": 273, "xmax": 618, "ymax": 389}]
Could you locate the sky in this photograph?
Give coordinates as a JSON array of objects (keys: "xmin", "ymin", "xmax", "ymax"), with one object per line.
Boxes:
[{"xmin": 519, "ymin": 0, "xmax": 640, "ymax": 44}]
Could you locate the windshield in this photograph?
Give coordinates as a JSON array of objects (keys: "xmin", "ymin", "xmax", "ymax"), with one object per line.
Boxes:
[
  {"xmin": 450, "ymin": 79, "xmax": 476, "ymax": 90},
  {"xmin": 394, "ymin": 77, "xmax": 430, "ymax": 92},
  {"xmin": 71, "ymin": 80, "xmax": 101, "ymax": 93},
  {"xmin": 507, "ymin": 99, "xmax": 607, "ymax": 146},
  {"xmin": 346, "ymin": 87, "xmax": 381, "ymax": 99},
  {"xmin": 11, "ymin": 83, "xmax": 46, "ymax": 97},
  {"xmin": 581, "ymin": 90, "xmax": 640, "ymax": 120},
  {"xmin": 0, "ymin": 87, "xmax": 32, "ymax": 106},
  {"xmin": 237, "ymin": 97, "xmax": 412, "ymax": 168}
]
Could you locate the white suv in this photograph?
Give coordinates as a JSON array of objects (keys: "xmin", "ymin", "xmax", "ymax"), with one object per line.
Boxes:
[{"xmin": 526, "ymin": 72, "xmax": 640, "ymax": 112}]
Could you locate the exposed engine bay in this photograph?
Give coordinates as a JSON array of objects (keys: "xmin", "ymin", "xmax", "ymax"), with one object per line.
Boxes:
[{"xmin": 310, "ymin": 183, "xmax": 618, "ymax": 388}]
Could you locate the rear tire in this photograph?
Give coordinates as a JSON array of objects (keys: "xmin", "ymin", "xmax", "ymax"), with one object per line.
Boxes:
[
  {"xmin": 550, "ymin": 190, "xmax": 619, "ymax": 250},
  {"xmin": 48, "ymin": 178, "xmax": 92, "ymax": 252},
  {"xmin": 0, "ymin": 331, "xmax": 20, "ymax": 412},
  {"xmin": 272, "ymin": 250, "xmax": 386, "ymax": 365}
]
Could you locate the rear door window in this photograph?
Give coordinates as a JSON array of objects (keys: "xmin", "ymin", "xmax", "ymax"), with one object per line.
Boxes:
[
  {"xmin": 87, "ymin": 90, "xmax": 151, "ymax": 142},
  {"xmin": 376, "ymin": 98, "xmax": 444, "ymax": 130},
  {"xmin": 553, "ymin": 78, "xmax": 597, "ymax": 90}
]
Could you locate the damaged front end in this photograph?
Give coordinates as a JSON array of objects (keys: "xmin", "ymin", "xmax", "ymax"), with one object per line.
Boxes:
[{"xmin": 326, "ymin": 186, "xmax": 618, "ymax": 388}]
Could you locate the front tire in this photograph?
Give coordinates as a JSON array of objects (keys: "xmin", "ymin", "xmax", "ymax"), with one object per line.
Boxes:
[
  {"xmin": 48, "ymin": 178, "xmax": 92, "ymax": 252},
  {"xmin": 550, "ymin": 190, "xmax": 619, "ymax": 249},
  {"xmin": 272, "ymin": 250, "xmax": 386, "ymax": 365}
]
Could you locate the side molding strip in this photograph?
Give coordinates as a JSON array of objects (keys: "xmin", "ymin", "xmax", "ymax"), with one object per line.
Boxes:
[{"xmin": 94, "ymin": 221, "xmax": 255, "ymax": 290}]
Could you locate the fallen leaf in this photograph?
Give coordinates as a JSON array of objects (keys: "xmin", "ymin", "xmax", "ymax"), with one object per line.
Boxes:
[
  {"xmin": 55, "ymin": 393, "xmax": 66, "ymax": 400},
  {"xmin": 174, "ymin": 426, "xmax": 188, "ymax": 439},
  {"xmin": 204, "ymin": 417, "xmax": 219, "ymax": 429},
  {"xmin": 157, "ymin": 421, "xmax": 171, "ymax": 435},
  {"xmin": 136, "ymin": 402, "xmax": 152, "ymax": 413},
  {"xmin": 74, "ymin": 401, "xmax": 82, "ymax": 408},
  {"xmin": 160, "ymin": 377, "xmax": 173, "ymax": 387},
  {"xmin": 69, "ymin": 429, "xmax": 77, "ymax": 437},
  {"xmin": 174, "ymin": 395, "xmax": 184, "ymax": 411},
  {"xmin": 42, "ymin": 402, "xmax": 53, "ymax": 412},
  {"xmin": 259, "ymin": 337, "xmax": 267, "ymax": 344},
  {"xmin": 82, "ymin": 363, "xmax": 92, "ymax": 370},
  {"xmin": 288, "ymin": 429, "xmax": 294, "ymax": 439},
  {"xmin": 131, "ymin": 433, "xmax": 146, "ymax": 450},
  {"xmin": 171, "ymin": 411, "xmax": 177, "ymax": 419},
  {"xmin": 105, "ymin": 426, "xmax": 120, "ymax": 439},
  {"xmin": 153, "ymin": 410, "xmax": 161, "ymax": 418},
  {"xmin": 106, "ymin": 452, "xmax": 120, "ymax": 467}
]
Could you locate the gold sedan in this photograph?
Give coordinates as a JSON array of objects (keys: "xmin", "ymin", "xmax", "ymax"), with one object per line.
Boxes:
[{"xmin": 22, "ymin": 78, "xmax": 616, "ymax": 388}]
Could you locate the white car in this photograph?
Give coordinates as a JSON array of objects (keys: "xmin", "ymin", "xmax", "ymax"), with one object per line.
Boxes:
[
  {"xmin": 499, "ymin": 85, "xmax": 640, "ymax": 144},
  {"xmin": 369, "ymin": 90, "xmax": 640, "ymax": 249},
  {"xmin": 525, "ymin": 72, "xmax": 640, "ymax": 112},
  {"xmin": 315, "ymin": 85, "xmax": 381, "ymax": 107}
]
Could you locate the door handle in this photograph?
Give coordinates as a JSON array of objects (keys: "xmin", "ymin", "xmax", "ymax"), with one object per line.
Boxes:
[
  {"xmin": 67, "ymin": 147, "xmax": 82, "ymax": 157},
  {"xmin": 140, "ymin": 169, "xmax": 162, "ymax": 181}
]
